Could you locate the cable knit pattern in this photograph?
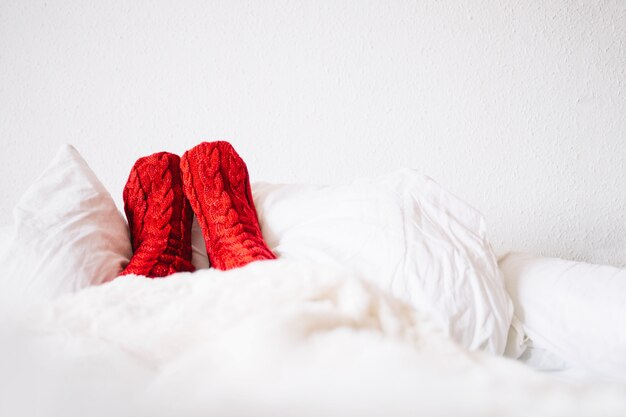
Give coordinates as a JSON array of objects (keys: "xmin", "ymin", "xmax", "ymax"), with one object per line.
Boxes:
[
  {"xmin": 181, "ymin": 141, "xmax": 276, "ymax": 270},
  {"xmin": 120, "ymin": 152, "xmax": 195, "ymax": 278}
]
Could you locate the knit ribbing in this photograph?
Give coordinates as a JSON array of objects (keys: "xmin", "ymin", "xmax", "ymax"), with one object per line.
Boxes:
[
  {"xmin": 120, "ymin": 152, "xmax": 195, "ymax": 278},
  {"xmin": 180, "ymin": 141, "xmax": 276, "ymax": 270}
]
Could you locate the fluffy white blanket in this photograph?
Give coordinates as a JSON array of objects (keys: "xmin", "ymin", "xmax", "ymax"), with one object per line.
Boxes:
[{"xmin": 1, "ymin": 260, "xmax": 625, "ymax": 417}]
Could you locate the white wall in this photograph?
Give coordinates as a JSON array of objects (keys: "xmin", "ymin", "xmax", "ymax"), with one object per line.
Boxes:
[{"xmin": 1, "ymin": 1, "xmax": 625, "ymax": 265}]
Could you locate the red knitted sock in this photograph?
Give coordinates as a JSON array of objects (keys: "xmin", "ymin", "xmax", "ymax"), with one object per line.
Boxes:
[
  {"xmin": 180, "ymin": 141, "xmax": 276, "ymax": 270},
  {"xmin": 120, "ymin": 152, "xmax": 195, "ymax": 278}
]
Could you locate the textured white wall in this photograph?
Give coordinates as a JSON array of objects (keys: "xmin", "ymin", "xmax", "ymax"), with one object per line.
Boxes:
[{"xmin": 1, "ymin": 1, "xmax": 625, "ymax": 265}]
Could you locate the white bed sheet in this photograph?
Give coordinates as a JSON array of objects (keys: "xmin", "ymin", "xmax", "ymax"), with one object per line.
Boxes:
[
  {"xmin": 514, "ymin": 342, "xmax": 596, "ymax": 382},
  {"xmin": 1, "ymin": 259, "xmax": 625, "ymax": 417}
]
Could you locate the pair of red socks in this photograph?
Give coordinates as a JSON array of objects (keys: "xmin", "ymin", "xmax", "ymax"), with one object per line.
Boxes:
[{"xmin": 120, "ymin": 141, "xmax": 276, "ymax": 278}]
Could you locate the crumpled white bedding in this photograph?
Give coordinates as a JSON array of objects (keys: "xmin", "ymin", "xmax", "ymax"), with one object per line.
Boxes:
[{"xmin": 1, "ymin": 260, "xmax": 625, "ymax": 417}]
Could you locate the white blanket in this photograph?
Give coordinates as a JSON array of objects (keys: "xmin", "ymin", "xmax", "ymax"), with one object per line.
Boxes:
[{"xmin": 1, "ymin": 260, "xmax": 625, "ymax": 417}]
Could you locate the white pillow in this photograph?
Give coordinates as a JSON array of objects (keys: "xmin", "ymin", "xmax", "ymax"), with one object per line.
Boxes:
[
  {"xmin": 0, "ymin": 145, "xmax": 131, "ymax": 314},
  {"xmin": 499, "ymin": 252, "xmax": 626, "ymax": 382},
  {"xmin": 191, "ymin": 216, "xmax": 210, "ymax": 269},
  {"xmin": 0, "ymin": 225, "xmax": 11, "ymax": 254},
  {"xmin": 252, "ymin": 169, "xmax": 513, "ymax": 354}
]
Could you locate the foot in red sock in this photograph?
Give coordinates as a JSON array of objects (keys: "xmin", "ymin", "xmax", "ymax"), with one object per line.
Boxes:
[
  {"xmin": 180, "ymin": 141, "xmax": 276, "ymax": 270},
  {"xmin": 120, "ymin": 152, "xmax": 195, "ymax": 278}
]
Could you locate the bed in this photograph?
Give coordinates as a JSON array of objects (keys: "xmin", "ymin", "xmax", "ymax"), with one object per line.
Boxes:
[{"xmin": 0, "ymin": 144, "xmax": 625, "ymax": 417}]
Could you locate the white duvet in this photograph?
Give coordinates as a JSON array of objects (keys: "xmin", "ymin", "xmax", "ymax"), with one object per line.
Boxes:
[{"xmin": 1, "ymin": 260, "xmax": 625, "ymax": 417}]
